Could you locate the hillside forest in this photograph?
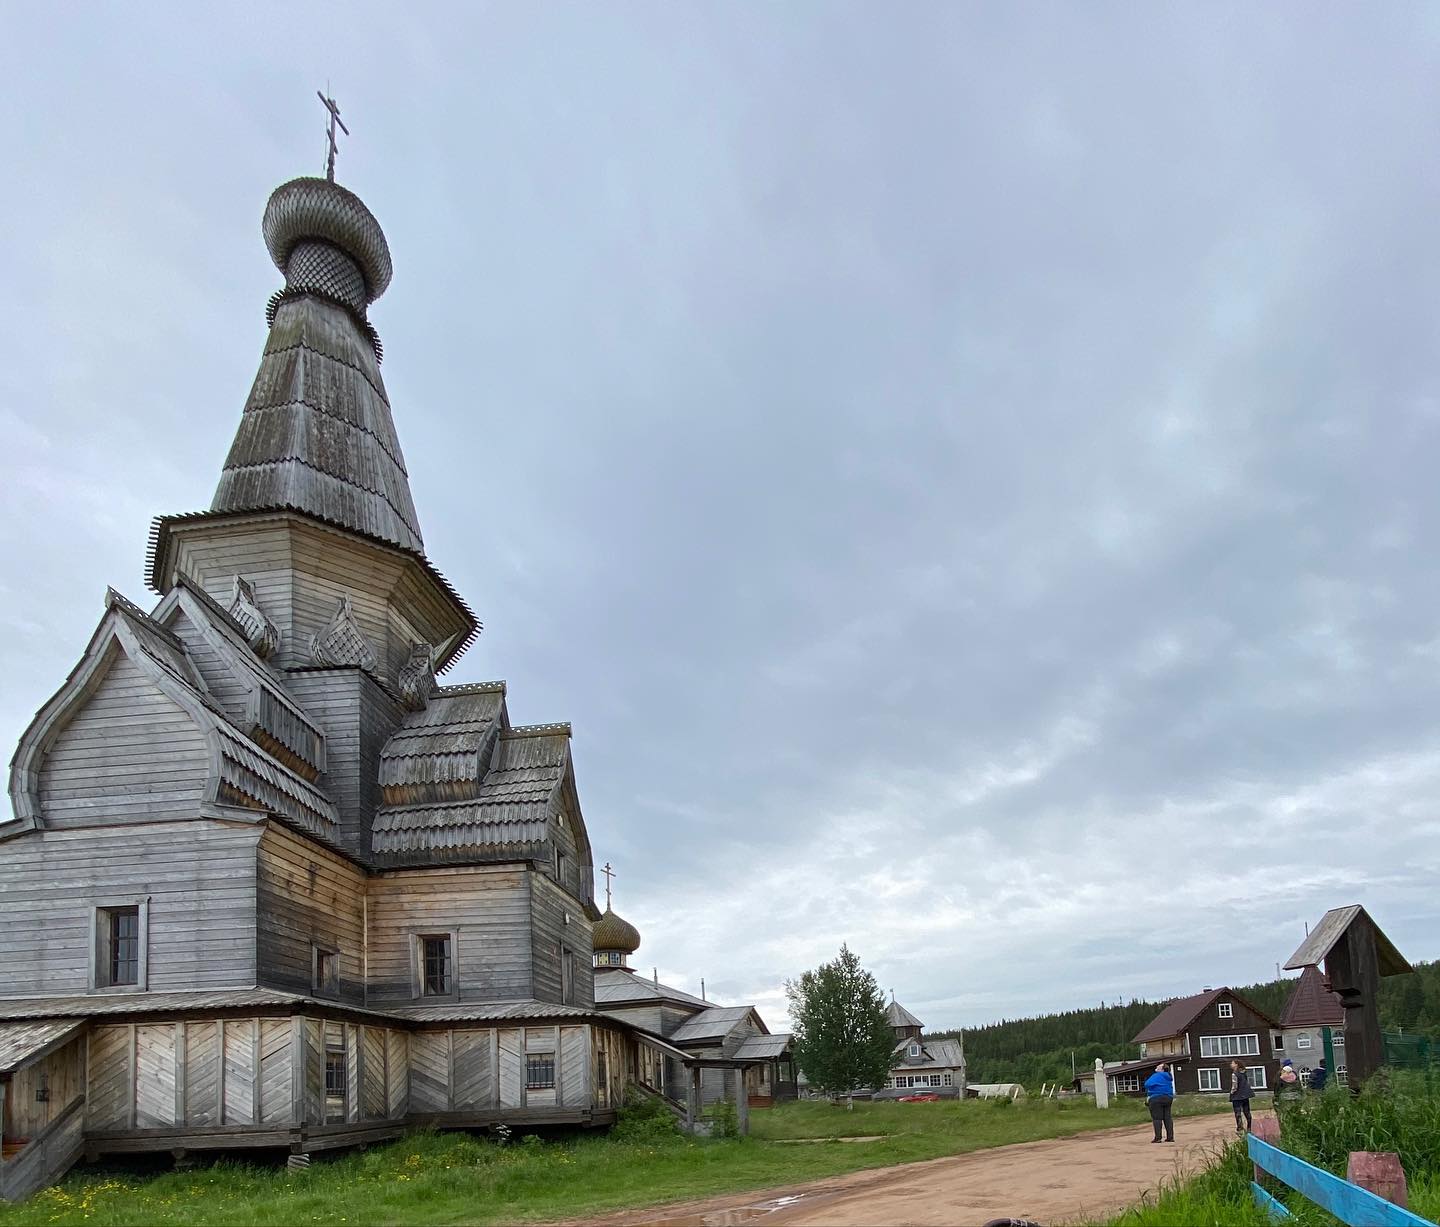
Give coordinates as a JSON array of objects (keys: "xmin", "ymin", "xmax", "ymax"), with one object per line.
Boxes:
[{"xmin": 937, "ymin": 959, "xmax": 1440, "ymax": 1088}]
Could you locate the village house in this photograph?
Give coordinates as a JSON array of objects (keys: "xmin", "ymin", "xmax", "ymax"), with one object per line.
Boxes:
[
  {"xmin": 1277, "ymin": 965, "xmax": 1347, "ymax": 1086},
  {"xmin": 876, "ymin": 1000, "xmax": 966, "ymax": 1098},
  {"xmin": 1125, "ymin": 987, "xmax": 1282, "ymax": 1096},
  {"xmin": 0, "ymin": 159, "xmax": 779, "ymax": 1200}
]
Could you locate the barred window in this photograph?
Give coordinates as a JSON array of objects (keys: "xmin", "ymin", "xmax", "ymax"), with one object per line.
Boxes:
[{"xmin": 526, "ymin": 1053, "xmax": 556, "ymax": 1090}]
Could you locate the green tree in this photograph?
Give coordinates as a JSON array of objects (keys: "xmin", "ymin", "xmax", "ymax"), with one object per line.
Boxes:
[{"xmin": 786, "ymin": 945, "xmax": 894, "ymax": 1097}]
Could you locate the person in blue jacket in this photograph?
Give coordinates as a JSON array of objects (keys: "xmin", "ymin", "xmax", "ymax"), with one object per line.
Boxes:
[{"xmin": 1144, "ymin": 1061, "xmax": 1175, "ymax": 1143}]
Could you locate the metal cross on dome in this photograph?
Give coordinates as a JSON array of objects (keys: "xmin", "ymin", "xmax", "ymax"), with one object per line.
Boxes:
[
  {"xmin": 317, "ymin": 90, "xmax": 349, "ymax": 183},
  {"xmin": 601, "ymin": 861, "xmax": 615, "ymax": 910}
]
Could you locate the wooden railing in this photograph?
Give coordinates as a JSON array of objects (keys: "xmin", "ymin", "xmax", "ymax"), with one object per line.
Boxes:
[
  {"xmin": 0, "ymin": 1096, "xmax": 86, "ymax": 1203},
  {"xmin": 1247, "ymin": 1135, "xmax": 1435, "ymax": 1226}
]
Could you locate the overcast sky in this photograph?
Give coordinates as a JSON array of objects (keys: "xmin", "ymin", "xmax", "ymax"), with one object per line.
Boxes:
[{"xmin": 3, "ymin": 4, "xmax": 1439, "ymax": 1033}]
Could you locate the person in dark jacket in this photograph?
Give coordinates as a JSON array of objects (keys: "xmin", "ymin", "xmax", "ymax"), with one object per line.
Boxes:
[
  {"xmin": 1310, "ymin": 1059, "xmax": 1328, "ymax": 1091},
  {"xmin": 1229, "ymin": 1060, "xmax": 1253, "ymax": 1133},
  {"xmin": 1143, "ymin": 1062, "xmax": 1175, "ymax": 1143},
  {"xmin": 1274, "ymin": 1058, "xmax": 1299, "ymax": 1105}
]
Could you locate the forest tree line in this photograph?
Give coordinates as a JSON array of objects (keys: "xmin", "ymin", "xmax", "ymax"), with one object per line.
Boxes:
[{"xmin": 931, "ymin": 959, "xmax": 1440, "ymax": 1088}]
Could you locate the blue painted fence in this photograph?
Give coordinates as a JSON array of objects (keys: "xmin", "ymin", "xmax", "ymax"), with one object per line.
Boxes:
[{"xmin": 1247, "ymin": 1135, "xmax": 1436, "ymax": 1227}]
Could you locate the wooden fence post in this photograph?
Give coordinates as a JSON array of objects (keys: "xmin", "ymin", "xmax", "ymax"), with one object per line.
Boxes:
[{"xmin": 1347, "ymin": 1153, "xmax": 1409, "ymax": 1211}]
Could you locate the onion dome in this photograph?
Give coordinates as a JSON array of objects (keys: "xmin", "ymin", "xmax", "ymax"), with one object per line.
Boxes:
[
  {"xmin": 263, "ymin": 177, "xmax": 393, "ymax": 314},
  {"xmin": 592, "ymin": 907, "xmax": 641, "ymax": 970}
]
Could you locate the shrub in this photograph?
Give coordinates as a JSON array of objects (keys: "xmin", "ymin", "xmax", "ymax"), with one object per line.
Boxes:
[
  {"xmin": 705, "ymin": 1098, "xmax": 740, "ymax": 1139},
  {"xmin": 613, "ymin": 1088, "xmax": 682, "ymax": 1142}
]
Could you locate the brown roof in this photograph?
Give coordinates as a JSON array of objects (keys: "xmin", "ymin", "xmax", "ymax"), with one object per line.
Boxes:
[
  {"xmin": 1279, "ymin": 965, "xmax": 1345, "ymax": 1028},
  {"xmin": 1132, "ymin": 987, "xmax": 1278, "ymax": 1044}
]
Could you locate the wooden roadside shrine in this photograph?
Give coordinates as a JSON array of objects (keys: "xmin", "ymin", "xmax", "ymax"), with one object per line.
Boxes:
[{"xmin": 1284, "ymin": 905, "xmax": 1412, "ymax": 1090}]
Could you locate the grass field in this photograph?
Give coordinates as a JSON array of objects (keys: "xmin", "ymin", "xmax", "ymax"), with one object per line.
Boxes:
[
  {"xmin": 0, "ymin": 1093, "xmax": 1233, "ymax": 1226},
  {"xmin": 1099, "ymin": 1075, "xmax": 1440, "ymax": 1227}
]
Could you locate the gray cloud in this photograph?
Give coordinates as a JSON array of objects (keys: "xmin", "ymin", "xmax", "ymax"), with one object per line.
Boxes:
[{"xmin": 3, "ymin": 3, "xmax": 1439, "ymax": 1031}]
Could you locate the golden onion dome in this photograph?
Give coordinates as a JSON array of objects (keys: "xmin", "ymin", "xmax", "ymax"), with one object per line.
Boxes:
[{"xmin": 592, "ymin": 907, "xmax": 641, "ymax": 955}]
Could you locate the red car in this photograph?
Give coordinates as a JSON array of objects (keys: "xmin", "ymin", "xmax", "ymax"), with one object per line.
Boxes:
[{"xmin": 897, "ymin": 1092, "xmax": 940, "ymax": 1102}]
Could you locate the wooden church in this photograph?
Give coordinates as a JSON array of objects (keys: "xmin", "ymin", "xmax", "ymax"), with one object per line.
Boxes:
[{"xmin": 0, "ymin": 163, "xmax": 748, "ymax": 1199}]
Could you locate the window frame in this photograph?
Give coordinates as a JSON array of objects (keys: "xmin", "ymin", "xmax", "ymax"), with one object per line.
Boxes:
[
  {"xmin": 312, "ymin": 943, "xmax": 340, "ymax": 999},
  {"xmin": 908, "ymin": 1042, "xmax": 921, "ymax": 1058},
  {"xmin": 1198, "ymin": 1033, "xmax": 1260, "ymax": 1059},
  {"xmin": 1247, "ymin": 1065, "xmax": 1268, "ymax": 1090},
  {"xmin": 1331, "ymin": 1031, "xmax": 1345, "ymax": 1048},
  {"xmin": 1272, "ymin": 1032, "xmax": 1285, "ymax": 1052},
  {"xmin": 323, "ymin": 1022, "xmax": 348, "ymax": 1123},
  {"xmin": 1296, "ymin": 1033, "xmax": 1313, "ymax": 1050},
  {"xmin": 411, "ymin": 929, "xmax": 460, "ymax": 1000},
  {"xmin": 1198, "ymin": 1067, "xmax": 1222, "ymax": 1092},
  {"xmin": 1114, "ymin": 1073, "xmax": 1140, "ymax": 1093},
  {"xmin": 90, "ymin": 899, "xmax": 149, "ymax": 993},
  {"xmin": 1217, "ymin": 1002, "xmax": 1234, "ymax": 1019},
  {"xmin": 526, "ymin": 1051, "xmax": 556, "ymax": 1090}
]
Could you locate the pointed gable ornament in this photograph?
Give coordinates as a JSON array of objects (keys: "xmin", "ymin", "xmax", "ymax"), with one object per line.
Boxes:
[
  {"xmin": 227, "ymin": 576, "xmax": 281, "ymax": 659},
  {"xmin": 309, "ymin": 595, "xmax": 377, "ymax": 671},
  {"xmin": 397, "ymin": 641, "xmax": 436, "ymax": 711}
]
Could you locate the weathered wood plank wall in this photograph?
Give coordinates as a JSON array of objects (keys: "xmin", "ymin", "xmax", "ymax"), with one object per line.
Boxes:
[
  {"xmin": 36, "ymin": 651, "xmax": 208, "ymax": 826},
  {"xmin": 529, "ymin": 873, "xmax": 593, "ymax": 1006},
  {"xmin": 3, "ymin": 1038, "xmax": 85, "ymax": 1141},
  {"xmin": 255, "ymin": 823, "xmax": 365, "ymax": 1002},
  {"xmin": 0, "ymin": 823, "xmax": 260, "ymax": 994},
  {"xmin": 366, "ymin": 866, "xmax": 532, "ymax": 1004}
]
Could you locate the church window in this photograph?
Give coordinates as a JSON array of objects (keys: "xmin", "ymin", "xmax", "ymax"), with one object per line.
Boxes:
[
  {"xmin": 419, "ymin": 934, "xmax": 453, "ymax": 996},
  {"xmin": 324, "ymin": 1023, "xmax": 347, "ymax": 1122},
  {"xmin": 562, "ymin": 946, "xmax": 576, "ymax": 1005},
  {"xmin": 93, "ymin": 902, "xmax": 147, "ymax": 991},
  {"xmin": 312, "ymin": 945, "xmax": 339, "ymax": 998},
  {"xmin": 526, "ymin": 1052, "xmax": 556, "ymax": 1090}
]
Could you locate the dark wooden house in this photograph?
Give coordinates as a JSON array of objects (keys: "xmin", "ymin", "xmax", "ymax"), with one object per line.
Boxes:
[
  {"xmin": 1130, "ymin": 987, "xmax": 1282, "ymax": 1096},
  {"xmin": 0, "ymin": 169, "xmax": 655, "ymax": 1199}
]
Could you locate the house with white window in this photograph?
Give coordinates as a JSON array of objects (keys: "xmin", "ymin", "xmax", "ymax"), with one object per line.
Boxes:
[
  {"xmin": 1277, "ymin": 965, "xmax": 1346, "ymax": 1085},
  {"xmin": 1129, "ymin": 987, "xmax": 1281, "ymax": 1097},
  {"xmin": 875, "ymin": 1000, "xmax": 966, "ymax": 1099}
]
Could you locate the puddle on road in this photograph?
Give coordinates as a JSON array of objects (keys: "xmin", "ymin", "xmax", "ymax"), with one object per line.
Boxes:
[{"xmin": 646, "ymin": 1191, "xmax": 831, "ymax": 1226}]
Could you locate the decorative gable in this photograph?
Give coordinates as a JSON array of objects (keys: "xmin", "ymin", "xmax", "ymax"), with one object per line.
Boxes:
[{"xmin": 5, "ymin": 589, "xmax": 341, "ymax": 851}]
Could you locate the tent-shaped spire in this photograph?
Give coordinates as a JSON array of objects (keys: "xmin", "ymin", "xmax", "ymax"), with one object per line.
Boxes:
[{"xmin": 210, "ymin": 177, "xmax": 424, "ymax": 554}]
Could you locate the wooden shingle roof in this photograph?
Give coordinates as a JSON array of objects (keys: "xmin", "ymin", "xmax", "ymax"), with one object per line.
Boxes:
[{"xmin": 371, "ymin": 726, "xmax": 573, "ymax": 864}]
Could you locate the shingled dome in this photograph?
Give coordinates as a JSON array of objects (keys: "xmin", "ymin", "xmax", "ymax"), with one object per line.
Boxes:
[{"xmin": 593, "ymin": 908, "xmax": 641, "ymax": 955}]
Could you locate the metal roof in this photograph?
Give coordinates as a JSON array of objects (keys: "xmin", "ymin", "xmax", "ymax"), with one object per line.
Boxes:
[
  {"xmin": 0, "ymin": 989, "xmax": 316, "ymax": 1021},
  {"xmin": 669, "ymin": 1006, "xmax": 761, "ymax": 1044},
  {"xmin": 389, "ymin": 1000, "xmax": 599, "ymax": 1024},
  {"xmin": 1132, "ymin": 986, "xmax": 1278, "ymax": 1044},
  {"xmin": 893, "ymin": 1037, "xmax": 964, "ymax": 1071},
  {"xmin": 0, "ymin": 1019, "xmax": 86, "ymax": 1076},
  {"xmin": 733, "ymin": 1034, "xmax": 792, "ymax": 1060},
  {"xmin": 1285, "ymin": 906, "xmax": 1412, "ymax": 977},
  {"xmin": 593, "ymin": 970, "xmax": 709, "ymax": 1009},
  {"xmin": 1279, "ymin": 965, "xmax": 1346, "ymax": 1029},
  {"xmin": 886, "ymin": 1000, "xmax": 923, "ymax": 1029}
]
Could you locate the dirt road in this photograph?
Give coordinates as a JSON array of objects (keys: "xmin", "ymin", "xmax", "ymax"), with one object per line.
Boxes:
[{"xmin": 578, "ymin": 1113, "xmax": 1250, "ymax": 1227}]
